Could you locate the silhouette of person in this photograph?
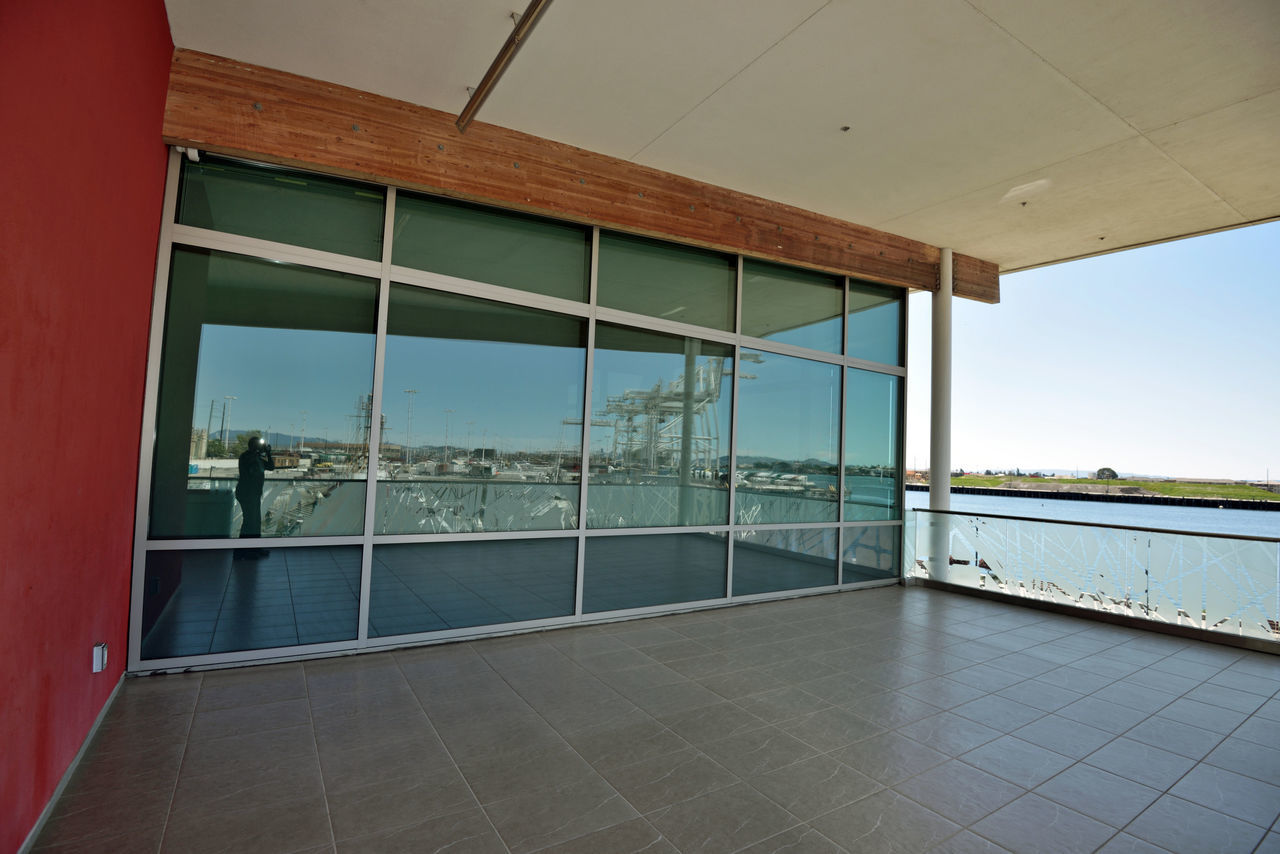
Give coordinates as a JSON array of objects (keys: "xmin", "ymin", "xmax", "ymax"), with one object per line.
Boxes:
[{"xmin": 235, "ymin": 436, "xmax": 275, "ymax": 556}]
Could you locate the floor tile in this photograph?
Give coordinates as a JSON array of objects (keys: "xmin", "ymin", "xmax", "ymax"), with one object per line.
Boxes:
[
  {"xmin": 748, "ymin": 754, "xmax": 881, "ymax": 821},
  {"xmin": 734, "ymin": 825, "xmax": 845, "ymax": 854},
  {"xmin": 929, "ymin": 830, "xmax": 1013, "ymax": 853},
  {"xmin": 646, "ymin": 783, "xmax": 798, "ymax": 854},
  {"xmin": 658, "ymin": 701, "xmax": 767, "ymax": 745},
  {"xmin": 1126, "ymin": 795, "xmax": 1266, "ymax": 854},
  {"xmin": 810, "ymin": 788, "xmax": 960, "ymax": 853},
  {"xmin": 831, "ymin": 730, "xmax": 949, "ymax": 786},
  {"xmin": 1122, "ymin": 714, "xmax": 1224, "ymax": 760},
  {"xmin": 1083, "ymin": 737, "xmax": 1197, "ymax": 790},
  {"xmin": 160, "ymin": 793, "xmax": 333, "ymax": 854},
  {"xmin": 775, "ymin": 705, "xmax": 885, "ymax": 752},
  {"xmin": 895, "ymin": 758, "xmax": 1024, "ymax": 825},
  {"xmin": 1203, "ymin": 737, "xmax": 1280, "ymax": 786},
  {"xmin": 601, "ymin": 746, "xmax": 739, "ymax": 813},
  {"xmin": 1167, "ymin": 763, "xmax": 1280, "ymax": 828},
  {"xmin": 533, "ymin": 817, "xmax": 678, "ymax": 854},
  {"xmin": 950, "ymin": 694, "xmax": 1045, "ymax": 732},
  {"xmin": 336, "ymin": 806, "xmax": 505, "ymax": 854},
  {"xmin": 971, "ymin": 793, "xmax": 1115, "ymax": 854},
  {"xmin": 1055, "ymin": 696, "xmax": 1150, "ymax": 734},
  {"xmin": 1158, "ymin": 698, "xmax": 1250, "ymax": 734},
  {"xmin": 898, "ymin": 711, "xmax": 1003, "ymax": 756},
  {"xmin": 483, "ymin": 774, "xmax": 638, "ymax": 854},
  {"xmin": 961, "ymin": 736, "xmax": 1074, "ymax": 788},
  {"xmin": 701, "ymin": 724, "xmax": 818, "ymax": 778},
  {"xmin": 1011, "ymin": 714, "xmax": 1116, "ymax": 760},
  {"xmin": 326, "ymin": 767, "xmax": 475, "ymax": 841},
  {"xmin": 1033, "ymin": 763, "xmax": 1161, "ymax": 828}
]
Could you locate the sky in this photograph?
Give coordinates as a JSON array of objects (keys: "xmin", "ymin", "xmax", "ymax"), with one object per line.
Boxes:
[{"xmin": 904, "ymin": 221, "xmax": 1280, "ymax": 482}]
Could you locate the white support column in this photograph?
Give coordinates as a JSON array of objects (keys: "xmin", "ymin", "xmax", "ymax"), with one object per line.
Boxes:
[
  {"xmin": 928, "ymin": 249, "xmax": 953, "ymax": 577},
  {"xmin": 930, "ymin": 249, "xmax": 953, "ymax": 511}
]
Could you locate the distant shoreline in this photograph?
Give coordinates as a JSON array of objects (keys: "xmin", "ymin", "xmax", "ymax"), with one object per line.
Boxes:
[{"xmin": 904, "ymin": 483, "xmax": 1280, "ymax": 512}]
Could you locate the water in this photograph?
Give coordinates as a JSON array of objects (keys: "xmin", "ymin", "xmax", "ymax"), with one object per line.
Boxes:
[{"xmin": 905, "ymin": 488, "xmax": 1280, "ymax": 540}]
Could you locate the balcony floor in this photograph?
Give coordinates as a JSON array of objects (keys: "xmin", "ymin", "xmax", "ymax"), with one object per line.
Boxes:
[{"xmin": 33, "ymin": 587, "xmax": 1280, "ymax": 853}]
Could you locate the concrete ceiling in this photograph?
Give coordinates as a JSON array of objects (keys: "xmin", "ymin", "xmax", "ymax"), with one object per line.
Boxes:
[{"xmin": 165, "ymin": 0, "xmax": 1280, "ymax": 272}]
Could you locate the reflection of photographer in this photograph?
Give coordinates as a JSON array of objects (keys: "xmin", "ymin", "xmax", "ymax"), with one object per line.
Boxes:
[{"xmin": 235, "ymin": 436, "xmax": 276, "ymax": 546}]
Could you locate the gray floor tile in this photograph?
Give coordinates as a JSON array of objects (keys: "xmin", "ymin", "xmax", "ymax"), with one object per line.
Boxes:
[
  {"xmin": 34, "ymin": 588, "xmax": 1280, "ymax": 854},
  {"xmin": 735, "ymin": 825, "xmax": 846, "ymax": 854},
  {"xmin": 831, "ymin": 730, "xmax": 949, "ymax": 786},
  {"xmin": 533, "ymin": 817, "xmax": 678, "ymax": 854},
  {"xmin": 1083, "ymin": 737, "xmax": 1197, "ymax": 790},
  {"xmin": 1203, "ymin": 737, "xmax": 1280, "ymax": 786},
  {"xmin": 1033, "ymin": 764, "xmax": 1161, "ymax": 828},
  {"xmin": 1011, "ymin": 714, "xmax": 1116, "ymax": 760},
  {"xmin": 749, "ymin": 754, "xmax": 881, "ymax": 821},
  {"xmin": 600, "ymin": 746, "xmax": 739, "ymax": 813},
  {"xmin": 961, "ymin": 736, "xmax": 1074, "ymax": 788},
  {"xmin": 810, "ymin": 789, "xmax": 961, "ymax": 853},
  {"xmin": 1167, "ymin": 764, "xmax": 1280, "ymax": 828},
  {"xmin": 776, "ymin": 705, "xmax": 885, "ymax": 752},
  {"xmin": 646, "ymin": 783, "xmax": 799, "ymax": 854},
  {"xmin": 336, "ymin": 807, "xmax": 505, "ymax": 854},
  {"xmin": 895, "ymin": 758, "xmax": 1024, "ymax": 825},
  {"xmin": 483, "ymin": 774, "xmax": 638, "ymax": 854},
  {"xmin": 971, "ymin": 793, "xmax": 1115, "ymax": 854},
  {"xmin": 898, "ymin": 711, "xmax": 1003, "ymax": 756},
  {"xmin": 701, "ymin": 725, "xmax": 819, "ymax": 778},
  {"xmin": 1122, "ymin": 714, "xmax": 1225, "ymax": 760},
  {"xmin": 1126, "ymin": 795, "xmax": 1266, "ymax": 854}
]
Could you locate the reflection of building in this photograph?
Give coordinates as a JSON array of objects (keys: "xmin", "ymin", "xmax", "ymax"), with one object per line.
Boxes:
[
  {"xmin": 8, "ymin": 3, "xmax": 1278, "ymax": 851},
  {"xmin": 188, "ymin": 428, "xmax": 207, "ymax": 459}
]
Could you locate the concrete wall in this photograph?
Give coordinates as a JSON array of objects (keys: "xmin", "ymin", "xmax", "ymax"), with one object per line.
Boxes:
[{"xmin": 0, "ymin": 2, "xmax": 172, "ymax": 848}]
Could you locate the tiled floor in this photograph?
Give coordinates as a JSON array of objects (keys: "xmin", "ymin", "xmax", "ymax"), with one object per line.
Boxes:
[{"xmin": 34, "ymin": 586, "xmax": 1280, "ymax": 853}]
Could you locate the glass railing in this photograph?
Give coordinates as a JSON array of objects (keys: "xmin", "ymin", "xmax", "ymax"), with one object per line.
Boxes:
[{"xmin": 910, "ymin": 509, "xmax": 1280, "ymax": 644}]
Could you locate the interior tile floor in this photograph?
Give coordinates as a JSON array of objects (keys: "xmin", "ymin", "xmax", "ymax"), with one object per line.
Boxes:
[{"xmin": 34, "ymin": 586, "xmax": 1280, "ymax": 854}]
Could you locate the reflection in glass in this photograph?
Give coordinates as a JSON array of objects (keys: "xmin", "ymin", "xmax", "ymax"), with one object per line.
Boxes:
[
  {"xmin": 597, "ymin": 232, "xmax": 736, "ymax": 330},
  {"xmin": 391, "ymin": 193, "xmax": 590, "ymax": 302},
  {"xmin": 150, "ymin": 248, "xmax": 377, "ymax": 538},
  {"xmin": 842, "ymin": 526, "xmax": 899, "ymax": 583},
  {"xmin": 741, "ymin": 260, "xmax": 842, "ymax": 352},
  {"xmin": 735, "ymin": 350, "xmax": 840, "ymax": 524},
  {"xmin": 140, "ymin": 546, "xmax": 361, "ymax": 659},
  {"xmin": 377, "ymin": 286, "xmax": 587, "ymax": 533},
  {"xmin": 844, "ymin": 368, "xmax": 901, "ymax": 521},
  {"xmin": 588, "ymin": 325, "xmax": 732, "ymax": 528},
  {"xmin": 733, "ymin": 528, "xmax": 837, "ymax": 596},
  {"xmin": 847, "ymin": 280, "xmax": 902, "ymax": 365},
  {"xmin": 584, "ymin": 533, "xmax": 727, "ymax": 613},
  {"xmin": 177, "ymin": 156, "xmax": 385, "ymax": 260},
  {"xmin": 369, "ymin": 539, "xmax": 576, "ymax": 636}
]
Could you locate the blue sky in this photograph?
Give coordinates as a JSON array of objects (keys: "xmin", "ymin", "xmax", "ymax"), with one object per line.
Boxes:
[{"xmin": 905, "ymin": 221, "xmax": 1280, "ymax": 482}]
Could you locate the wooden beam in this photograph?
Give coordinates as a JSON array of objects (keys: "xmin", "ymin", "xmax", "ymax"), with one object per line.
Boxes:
[{"xmin": 163, "ymin": 49, "xmax": 998, "ymax": 302}]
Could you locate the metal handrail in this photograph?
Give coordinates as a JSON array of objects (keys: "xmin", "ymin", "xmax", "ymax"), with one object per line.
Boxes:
[{"xmin": 910, "ymin": 507, "xmax": 1280, "ymax": 544}]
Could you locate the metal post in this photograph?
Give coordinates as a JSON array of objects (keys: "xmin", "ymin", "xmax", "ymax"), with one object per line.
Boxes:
[{"xmin": 928, "ymin": 249, "xmax": 953, "ymax": 575}]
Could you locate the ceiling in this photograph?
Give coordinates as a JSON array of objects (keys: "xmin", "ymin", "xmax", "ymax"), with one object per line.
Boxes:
[{"xmin": 165, "ymin": 0, "xmax": 1280, "ymax": 273}]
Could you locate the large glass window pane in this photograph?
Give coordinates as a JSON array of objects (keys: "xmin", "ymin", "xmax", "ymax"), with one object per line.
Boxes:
[
  {"xmin": 842, "ymin": 525, "xmax": 900, "ymax": 583},
  {"xmin": 177, "ymin": 156, "xmax": 385, "ymax": 260},
  {"xmin": 149, "ymin": 248, "xmax": 377, "ymax": 539},
  {"xmin": 140, "ymin": 546, "xmax": 361, "ymax": 659},
  {"xmin": 844, "ymin": 368, "xmax": 901, "ymax": 521},
  {"xmin": 733, "ymin": 528, "xmax": 837, "ymax": 595},
  {"xmin": 741, "ymin": 260, "xmax": 842, "ymax": 352},
  {"xmin": 735, "ymin": 350, "xmax": 840, "ymax": 524},
  {"xmin": 588, "ymin": 325, "xmax": 732, "ymax": 528},
  {"xmin": 847, "ymin": 280, "xmax": 903, "ymax": 365},
  {"xmin": 369, "ymin": 539, "xmax": 576, "ymax": 636},
  {"xmin": 377, "ymin": 286, "xmax": 587, "ymax": 533},
  {"xmin": 583, "ymin": 533, "xmax": 727, "ymax": 613},
  {"xmin": 597, "ymin": 232, "xmax": 735, "ymax": 330},
  {"xmin": 392, "ymin": 193, "xmax": 590, "ymax": 301}
]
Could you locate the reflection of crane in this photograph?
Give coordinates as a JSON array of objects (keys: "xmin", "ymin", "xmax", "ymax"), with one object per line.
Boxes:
[{"xmin": 590, "ymin": 354, "xmax": 732, "ymax": 478}]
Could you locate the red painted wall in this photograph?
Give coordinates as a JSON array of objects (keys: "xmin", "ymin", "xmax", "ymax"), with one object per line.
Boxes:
[{"xmin": 0, "ymin": 2, "xmax": 172, "ymax": 849}]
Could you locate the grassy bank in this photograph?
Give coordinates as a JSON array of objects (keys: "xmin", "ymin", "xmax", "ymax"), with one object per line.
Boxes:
[{"xmin": 944, "ymin": 475, "xmax": 1280, "ymax": 502}]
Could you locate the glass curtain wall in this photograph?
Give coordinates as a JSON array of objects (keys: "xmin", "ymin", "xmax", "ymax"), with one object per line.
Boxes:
[{"xmin": 133, "ymin": 153, "xmax": 907, "ymax": 668}]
